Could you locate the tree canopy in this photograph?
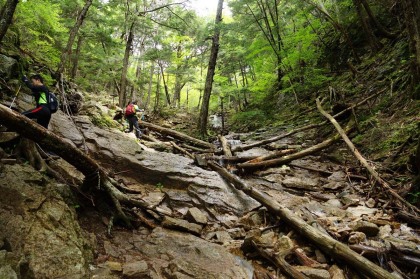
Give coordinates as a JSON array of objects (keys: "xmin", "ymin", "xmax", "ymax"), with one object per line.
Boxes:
[{"xmin": 0, "ymin": 0, "xmax": 419, "ymax": 128}]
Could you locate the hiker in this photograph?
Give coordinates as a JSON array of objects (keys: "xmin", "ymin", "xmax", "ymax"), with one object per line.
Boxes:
[
  {"xmin": 21, "ymin": 74, "xmax": 51, "ymax": 129},
  {"xmin": 124, "ymin": 101, "xmax": 142, "ymax": 139}
]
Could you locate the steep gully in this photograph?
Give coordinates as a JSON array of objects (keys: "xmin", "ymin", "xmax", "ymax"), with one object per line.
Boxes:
[{"xmin": 51, "ymin": 111, "xmax": 419, "ymax": 279}]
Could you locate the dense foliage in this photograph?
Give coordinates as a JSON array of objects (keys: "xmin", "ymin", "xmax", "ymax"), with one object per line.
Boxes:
[{"xmin": 0, "ymin": 0, "xmax": 418, "ymax": 123}]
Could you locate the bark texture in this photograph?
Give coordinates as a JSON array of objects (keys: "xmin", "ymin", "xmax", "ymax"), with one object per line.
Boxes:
[
  {"xmin": 56, "ymin": 0, "xmax": 93, "ymax": 78},
  {"xmin": 198, "ymin": 0, "xmax": 223, "ymax": 136},
  {"xmin": 0, "ymin": 0, "xmax": 19, "ymax": 43}
]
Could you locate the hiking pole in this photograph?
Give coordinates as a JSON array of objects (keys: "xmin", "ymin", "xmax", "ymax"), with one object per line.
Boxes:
[{"xmin": 9, "ymin": 85, "xmax": 21, "ymax": 109}]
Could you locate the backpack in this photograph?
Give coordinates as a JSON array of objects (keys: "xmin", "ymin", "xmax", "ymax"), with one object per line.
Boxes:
[
  {"xmin": 47, "ymin": 92, "xmax": 59, "ymax": 113},
  {"xmin": 125, "ymin": 104, "xmax": 136, "ymax": 117}
]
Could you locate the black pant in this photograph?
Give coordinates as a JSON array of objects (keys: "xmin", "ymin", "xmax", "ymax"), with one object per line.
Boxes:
[
  {"xmin": 22, "ymin": 104, "xmax": 51, "ymax": 129},
  {"xmin": 127, "ymin": 115, "xmax": 141, "ymax": 138}
]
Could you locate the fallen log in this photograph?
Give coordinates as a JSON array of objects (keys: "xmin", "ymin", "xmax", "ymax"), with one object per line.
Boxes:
[
  {"xmin": 140, "ymin": 121, "xmax": 215, "ymax": 150},
  {"xmin": 232, "ymin": 89, "xmax": 385, "ymax": 153},
  {"xmin": 208, "ymin": 161, "xmax": 397, "ymax": 279},
  {"xmin": 0, "ymin": 104, "xmax": 164, "ymax": 225},
  {"xmin": 219, "ymin": 135, "xmax": 233, "ymax": 157},
  {"xmin": 250, "ymin": 241, "xmax": 310, "ymax": 279},
  {"xmin": 237, "ymin": 132, "xmax": 344, "ymax": 171},
  {"xmin": 181, "ymin": 143, "xmax": 215, "ymax": 154},
  {"xmin": 396, "ymin": 211, "xmax": 420, "ymax": 227},
  {"xmin": 205, "ymin": 155, "xmax": 257, "ymax": 163},
  {"xmin": 316, "ymin": 98, "xmax": 420, "ymax": 215},
  {"xmin": 289, "ymin": 163, "xmax": 368, "ymax": 180},
  {"xmin": 349, "ymin": 244, "xmax": 420, "ymax": 267},
  {"xmin": 244, "ymin": 149, "xmax": 297, "ymax": 164},
  {"xmin": 170, "ymin": 141, "xmax": 194, "ymax": 159}
]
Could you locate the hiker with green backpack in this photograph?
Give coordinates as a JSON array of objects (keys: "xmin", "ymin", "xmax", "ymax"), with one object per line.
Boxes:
[
  {"xmin": 124, "ymin": 100, "xmax": 142, "ymax": 139},
  {"xmin": 21, "ymin": 74, "xmax": 54, "ymax": 129}
]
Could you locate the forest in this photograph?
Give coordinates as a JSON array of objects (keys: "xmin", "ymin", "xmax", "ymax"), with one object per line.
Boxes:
[{"xmin": 0, "ymin": 0, "xmax": 420, "ymax": 278}]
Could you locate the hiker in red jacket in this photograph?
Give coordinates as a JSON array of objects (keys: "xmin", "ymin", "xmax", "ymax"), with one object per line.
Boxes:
[{"xmin": 124, "ymin": 101, "xmax": 142, "ymax": 139}]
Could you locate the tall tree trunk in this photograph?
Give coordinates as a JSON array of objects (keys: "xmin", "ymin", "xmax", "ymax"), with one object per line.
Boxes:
[
  {"xmin": 120, "ymin": 22, "xmax": 135, "ymax": 107},
  {"xmin": 198, "ymin": 0, "xmax": 224, "ymax": 137},
  {"xmin": 359, "ymin": 0, "xmax": 396, "ymax": 39},
  {"xmin": 245, "ymin": 0, "xmax": 284, "ymax": 88},
  {"xmin": 154, "ymin": 70, "xmax": 161, "ymax": 112},
  {"xmin": 70, "ymin": 35, "xmax": 84, "ymax": 81},
  {"xmin": 305, "ymin": 0, "xmax": 361, "ymax": 63},
  {"xmin": 145, "ymin": 61, "xmax": 154, "ymax": 108},
  {"xmin": 159, "ymin": 61, "xmax": 171, "ymax": 106},
  {"xmin": 353, "ymin": 0, "xmax": 381, "ymax": 52},
  {"xmin": 56, "ymin": 0, "xmax": 93, "ymax": 78},
  {"xmin": 132, "ymin": 38, "xmax": 145, "ymax": 102},
  {"xmin": 197, "ymin": 90, "xmax": 202, "ymax": 109},
  {"xmin": 402, "ymin": 0, "xmax": 420, "ymax": 99},
  {"xmin": 0, "ymin": 0, "xmax": 19, "ymax": 44},
  {"xmin": 173, "ymin": 43, "xmax": 182, "ymax": 107}
]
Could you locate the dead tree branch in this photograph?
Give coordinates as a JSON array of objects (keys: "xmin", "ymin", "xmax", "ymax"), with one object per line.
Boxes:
[
  {"xmin": 140, "ymin": 121, "xmax": 215, "ymax": 150},
  {"xmin": 232, "ymin": 89, "xmax": 385, "ymax": 153},
  {"xmin": 208, "ymin": 161, "xmax": 397, "ymax": 279},
  {"xmin": 316, "ymin": 98, "xmax": 420, "ymax": 215},
  {"xmin": 237, "ymin": 132, "xmax": 345, "ymax": 171}
]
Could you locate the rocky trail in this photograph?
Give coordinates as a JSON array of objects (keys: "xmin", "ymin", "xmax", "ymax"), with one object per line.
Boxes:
[{"xmin": 1, "ymin": 105, "xmax": 419, "ymax": 279}]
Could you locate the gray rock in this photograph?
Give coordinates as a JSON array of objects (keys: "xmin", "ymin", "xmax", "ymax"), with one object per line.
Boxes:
[
  {"xmin": 315, "ymin": 250, "xmax": 327, "ymax": 264},
  {"xmin": 348, "ymin": 232, "xmax": 366, "ymax": 244},
  {"xmin": 161, "ymin": 216, "xmax": 203, "ymax": 235},
  {"xmin": 123, "ymin": 261, "xmax": 149, "ymax": 278},
  {"xmin": 213, "ymin": 231, "xmax": 232, "ymax": 244},
  {"xmin": 135, "ymin": 227, "xmax": 254, "ymax": 279},
  {"xmin": 185, "ymin": 207, "xmax": 208, "ymax": 225},
  {"xmin": 260, "ymin": 231, "xmax": 276, "ymax": 246},
  {"xmin": 282, "ymin": 176, "xmax": 319, "ymax": 191},
  {"xmin": 0, "ymin": 165, "xmax": 94, "ymax": 279},
  {"xmin": 0, "ymin": 55, "xmax": 18, "ymax": 79},
  {"xmin": 365, "ymin": 198, "xmax": 376, "ymax": 208},
  {"xmin": 50, "ymin": 112, "xmax": 85, "ymax": 147},
  {"xmin": 0, "ymin": 265, "xmax": 17, "ymax": 279},
  {"xmin": 276, "ymin": 236, "xmax": 294, "ymax": 252},
  {"xmin": 295, "ymin": 266, "xmax": 331, "ymax": 279},
  {"xmin": 352, "ymin": 221, "xmax": 379, "ymax": 237},
  {"xmin": 69, "ymin": 116, "xmax": 258, "ymax": 216}
]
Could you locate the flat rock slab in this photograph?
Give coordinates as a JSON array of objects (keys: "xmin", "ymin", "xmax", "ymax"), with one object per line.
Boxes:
[
  {"xmin": 134, "ymin": 228, "xmax": 254, "ymax": 279},
  {"xmin": 59, "ymin": 116, "xmax": 259, "ymax": 216}
]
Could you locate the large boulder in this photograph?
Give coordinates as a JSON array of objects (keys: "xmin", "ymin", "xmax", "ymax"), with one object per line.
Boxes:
[
  {"xmin": 0, "ymin": 164, "xmax": 94, "ymax": 278},
  {"xmin": 0, "ymin": 55, "xmax": 18, "ymax": 79},
  {"xmin": 52, "ymin": 115, "xmax": 258, "ymax": 216},
  {"xmin": 96, "ymin": 227, "xmax": 254, "ymax": 279}
]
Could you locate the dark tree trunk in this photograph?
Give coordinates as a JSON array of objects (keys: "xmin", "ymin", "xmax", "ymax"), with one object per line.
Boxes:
[
  {"xmin": 56, "ymin": 0, "xmax": 93, "ymax": 78},
  {"xmin": 198, "ymin": 0, "xmax": 224, "ymax": 137},
  {"xmin": 154, "ymin": 71, "xmax": 161, "ymax": 111},
  {"xmin": 119, "ymin": 22, "xmax": 135, "ymax": 107},
  {"xmin": 0, "ymin": 0, "xmax": 19, "ymax": 44},
  {"xmin": 402, "ymin": 0, "xmax": 420, "ymax": 99},
  {"xmin": 145, "ymin": 61, "xmax": 154, "ymax": 108},
  {"xmin": 159, "ymin": 61, "xmax": 171, "ymax": 106},
  {"xmin": 353, "ymin": 0, "xmax": 381, "ymax": 52},
  {"xmin": 196, "ymin": 90, "xmax": 202, "ymax": 109},
  {"xmin": 359, "ymin": 0, "xmax": 396, "ymax": 39},
  {"xmin": 70, "ymin": 35, "xmax": 84, "ymax": 81},
  {"xmin": 305, "ymin": 0, "xmax": 361, "ymax": 63}
]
